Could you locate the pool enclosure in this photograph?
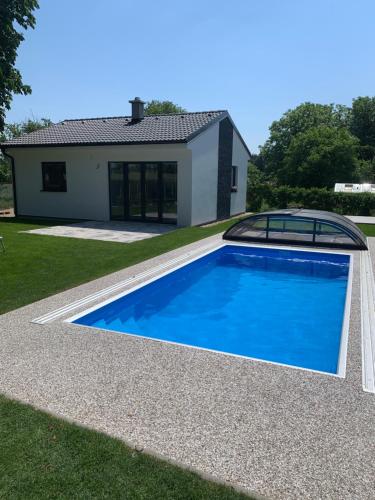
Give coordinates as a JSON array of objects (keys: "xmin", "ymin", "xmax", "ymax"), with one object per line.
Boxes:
[{"xmin": 223, "ymin": 209, "xmax": 368, "ymax": 250}]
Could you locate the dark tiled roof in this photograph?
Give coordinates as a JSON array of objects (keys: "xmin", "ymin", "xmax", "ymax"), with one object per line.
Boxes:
[{"xmin": 1, "ymin": 111, "xmax": 227, "ymax": 147}]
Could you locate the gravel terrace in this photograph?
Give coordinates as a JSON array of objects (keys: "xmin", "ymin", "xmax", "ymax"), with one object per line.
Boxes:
[{"xmin": 0, "ymin": 234, "xmax": 374, "ymax": 500}]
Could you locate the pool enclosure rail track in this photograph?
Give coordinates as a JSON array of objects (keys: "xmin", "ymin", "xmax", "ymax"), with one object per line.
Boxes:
[{"xmin": 360, "ymin": 250, "xmax": 375, "ymax": 393}]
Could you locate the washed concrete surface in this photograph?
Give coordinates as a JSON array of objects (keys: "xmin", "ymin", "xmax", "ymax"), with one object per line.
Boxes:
[
  {"xmin": 346, "ymin": 215, "xmax": 375, "ymax": 224},
  {"xmin": 23, "ymin": 220, "xmax": 176, "ymax": 243},
  {"xmin": 0, "ymin": 235, "xmax": 374, "ymax": 500}
]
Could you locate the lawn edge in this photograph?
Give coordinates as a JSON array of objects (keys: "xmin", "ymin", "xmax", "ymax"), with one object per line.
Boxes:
[{"xmin": 1, "ymin": 393, "xmax": 262, "ymax": 499}]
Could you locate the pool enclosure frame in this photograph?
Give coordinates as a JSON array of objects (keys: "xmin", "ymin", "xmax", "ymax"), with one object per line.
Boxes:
[{"xmin": 223, "ymin": 209, "xmax": 368, "ymax": 250}]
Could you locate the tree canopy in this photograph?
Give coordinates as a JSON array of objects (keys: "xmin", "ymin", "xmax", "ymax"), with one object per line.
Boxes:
[
  {"xmin": 144, "ymin": 100, "xmax": 187, "ymax": 115},
  {"xmin": 1, "ymin": 117, "xmax": 52, "ymax": 141},
  {"xmin": 350, "ymin": 96, "xmax": 375, "ymax": 161},
  {"xmin": 0, "ymin": 117, "xmax": 51, "ymax": 182},
  {"xmin": 0, "ymin": 0, "xmax": 39, "ymax": 132},
  {"xmin": 280, "ymin": 126, "xmax": 359, "ymax": 188},
  {"xmin": 257, "ymin": 98, "xmax": 375, "ymax": 188}
]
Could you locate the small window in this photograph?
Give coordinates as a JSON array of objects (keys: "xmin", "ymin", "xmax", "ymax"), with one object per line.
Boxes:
[
  {"xmin": 42, "ymin": 162, "xmax": 67, "ymax": 192},
  {"xmin": 231, "ymin": 166, "xmax": 238, "ymax": 192}
]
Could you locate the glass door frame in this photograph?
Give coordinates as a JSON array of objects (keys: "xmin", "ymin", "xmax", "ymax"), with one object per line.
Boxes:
[{"xmin": 108, "ymin": 161, "xmax": 177, "ymax": 224}]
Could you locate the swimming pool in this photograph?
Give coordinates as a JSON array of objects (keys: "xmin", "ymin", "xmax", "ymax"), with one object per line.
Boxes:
[{"xmin": 69, "ymin": 245, "xmax": 351, "ymax": 375}]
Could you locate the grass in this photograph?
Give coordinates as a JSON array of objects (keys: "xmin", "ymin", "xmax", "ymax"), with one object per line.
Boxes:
[
  {"xmin": 0, "ymin": 184, "xmax": 13, "ymax": 210},
  {"xmin": 0, "ymin": 395, "xmax": 249, "ymax": 500},
  {"xmin": 0, "ymin": 217, "xmax": 240, "ymax": 315},
  {"xmin": 1, "ymin": 217, "xmax": 373, "ymax": 315},
  {"xmin": 358, "ymin": 223, "xmax": 375, "ymax": 237}
]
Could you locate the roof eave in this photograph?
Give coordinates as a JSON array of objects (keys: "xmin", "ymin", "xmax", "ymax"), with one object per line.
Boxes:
[{"xmin": 0, "ymin": 139, "xmax": 188, "ymax": 149}]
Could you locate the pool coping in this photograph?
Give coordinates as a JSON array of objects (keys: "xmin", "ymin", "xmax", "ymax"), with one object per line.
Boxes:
[
  {"xmin": 31, "ymin": 241, "xmax": 218, "ymax": 324},
  {"xmin": 65, "ymin": 242, "xmax": 353, "ymax": 380}
]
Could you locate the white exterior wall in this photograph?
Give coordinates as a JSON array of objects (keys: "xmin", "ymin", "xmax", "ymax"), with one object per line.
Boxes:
[
  {"xmin": 188, "ymin": 122, "xmax": 219, "ymax": 225},
  {"xmin": 10, "ymin": 144, "xmax": 192, "ymax": 226},
  {"xmin": 230, "ymin": 130, "xmax": 250, "ymax": 216},
  {"xmin": 8, "ymin": 121, "xmax": 249, "ymax": 227}
]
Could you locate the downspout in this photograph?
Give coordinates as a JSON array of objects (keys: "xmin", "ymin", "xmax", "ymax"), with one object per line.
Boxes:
[{"xmin": 0, "ymin": 147, "xmax": 18, "ymax": 216}]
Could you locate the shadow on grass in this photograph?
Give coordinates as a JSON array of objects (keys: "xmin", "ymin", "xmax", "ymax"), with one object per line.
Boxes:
[{"xmin": 0, "ymin": 394, "xmax": 251, "ymax": 499}]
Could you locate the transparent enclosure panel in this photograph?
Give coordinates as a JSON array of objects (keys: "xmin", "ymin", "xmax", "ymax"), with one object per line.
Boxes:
[
  {"xmin": 230, "ymin": 217, "xmax": 268, "ymax": 239},
  {"xmin": 268, "ymin": 218, "xmax": 314, "ymax": 242},
  {"xmin": 315, "ymin": 222, "xmax": 355, "ymax": 246}
]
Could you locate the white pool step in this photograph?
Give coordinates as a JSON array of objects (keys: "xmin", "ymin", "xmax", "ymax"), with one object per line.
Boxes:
[
  {"xmin": 360, "ymin": 249, "xmax": 375, "ymax": 393},
  {"xmin": 31, "ymin": 242, "xmax": 220, "ymax": 325}
]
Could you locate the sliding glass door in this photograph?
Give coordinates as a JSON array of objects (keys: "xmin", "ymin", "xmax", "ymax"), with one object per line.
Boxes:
[
  {"xmin": 109, "ymin": 163, "xmax": 125, "ymax": 219},
  {"xmin": 127, "ymin": 164, "xmax": 142, "ymax": 219},
  {"xmin": 162, "ymin": 163, "xmax": 177, "ymax": 221},
  {"xmin": 109, "ymin": 162, "xmax": 177, "ymax": 223},
  {"xmin": 144, "ymin": 163, "xmax": 160, "ymax": 220}
]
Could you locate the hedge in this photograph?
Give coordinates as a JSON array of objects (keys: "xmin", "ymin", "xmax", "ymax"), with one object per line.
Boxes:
[{"xmin": 247, "ymin": 184, "xmax": 375, "ymax": 216}]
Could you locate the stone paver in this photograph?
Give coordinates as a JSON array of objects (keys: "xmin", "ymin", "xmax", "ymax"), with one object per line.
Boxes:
[
  {"xmin": 0, "ymin": 236, "xmax": 374, "ymax": 500},
  {"xmin": 23, "ymin": 220, "xmax": 176, "ymax": 243}
]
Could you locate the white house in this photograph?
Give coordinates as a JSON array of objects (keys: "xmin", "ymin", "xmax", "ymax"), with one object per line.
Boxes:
[{"xmin": 1, "ymin": 98, "xmax": 250, "ymax": 226}]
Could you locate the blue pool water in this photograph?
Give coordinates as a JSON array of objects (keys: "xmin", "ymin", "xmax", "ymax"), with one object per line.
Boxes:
[{"xmin": 73, "ymin": 245, "xmax": 350, "ymax": 374}]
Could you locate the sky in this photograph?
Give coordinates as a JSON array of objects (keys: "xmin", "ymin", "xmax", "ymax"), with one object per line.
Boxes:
[{"xmin": 6, "ymin": 0, "xmax": 375, "ymax": 152}]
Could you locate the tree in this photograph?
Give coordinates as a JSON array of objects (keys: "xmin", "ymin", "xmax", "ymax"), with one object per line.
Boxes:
[
  {"xmin": 2, "ymin": 117, "xmax": 52, "ymax": 140},
  {"xmin": 260, "ymin": 102, "xmax": 351, "ymax": 180},
  {"xmin": 0, "ymin": 157, "xmax": 11, "ymax": 183},
  {"xmin": 0, "ymin": 0, "xmax": 39, "ymax": 131},
  {"xmin": 144, "ymin": 100, "xmax": 187, "ymax": 115},
  {"xmin": 247, "ymin": 154, "xmax": 265, "ymax": 188},
  {"xmin": 350, "ymin": 96, "xmax": 375, "ymax": 161},
  {"xmin": 0, "ymin": 117, "xmax": 51, "ymax": 182},
  {"xmin": 279, "ymin": 126, "xmax": 359, "ymax": 188},
  {"xmin": 355, "ymin": 159, "xmax": 375, "ymax": 183}
]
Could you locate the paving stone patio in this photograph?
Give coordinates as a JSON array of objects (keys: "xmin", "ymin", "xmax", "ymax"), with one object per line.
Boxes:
[{"xmin": 23, "ymin": 220, "xmax": 176, "ymax": 243}]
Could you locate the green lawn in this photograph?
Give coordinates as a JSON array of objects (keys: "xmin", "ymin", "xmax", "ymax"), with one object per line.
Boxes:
[
  {"xmin": 0, "ymin": 216, "xmax": 250, "ymax": 499},
  {"xmin": 0, "ymin": 217, "xmax": 239, "ymax": 315},
  {"xmin": 358, "ymin": 223, "xmax": 375, "ymax": 237},
  {"xmin": 0, "ymin": 395, "xmax": 248, "ymax": 500}
]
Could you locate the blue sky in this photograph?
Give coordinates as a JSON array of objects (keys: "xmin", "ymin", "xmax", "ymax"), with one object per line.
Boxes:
[{"xmin": 7, "ymin": 0, "xmax": 375, "ymax": 152}]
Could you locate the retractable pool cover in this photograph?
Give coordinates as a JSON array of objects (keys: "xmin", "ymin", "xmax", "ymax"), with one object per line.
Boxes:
[{"xmin": 223, "ymin": 209, "xmax": 368, "ymax": 250}]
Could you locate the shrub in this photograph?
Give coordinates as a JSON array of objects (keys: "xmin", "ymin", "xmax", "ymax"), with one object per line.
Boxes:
[
  {"xmin": 247, "ymin": 184, "xmax": 375, "ymax": 216},
  {"xmin": 0, "ymin": 183, "xmax": 13, "ymax": 210}
]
